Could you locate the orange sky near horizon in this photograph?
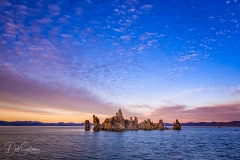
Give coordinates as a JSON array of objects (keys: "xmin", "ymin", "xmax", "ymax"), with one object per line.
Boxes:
[{"xmin": 1, "ymin": 100, "xmax": 240, "ymax": 123}]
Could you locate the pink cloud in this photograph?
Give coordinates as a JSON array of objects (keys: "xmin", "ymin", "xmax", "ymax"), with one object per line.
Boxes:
[
  {"xmin": 0, "ymin": 63, "xmax": 149, "ymax": 123},
  {"xmin": 150, "ymin": 103, "xmax": 240, "ymax": 123},
  {"xmin": 0, "ymin": 66, "xmax": 139, "ymax": 120},
  {"xmin": 4, "ymin": 22, "xmax": 18, "ymax": 34}
]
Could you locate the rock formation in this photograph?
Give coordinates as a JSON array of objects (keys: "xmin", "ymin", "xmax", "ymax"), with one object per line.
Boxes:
[
  {"xmin": 101, "ymin": 109, "xmax": 125, "ymax": 131},
  {"xmin": 138, "ymin": 120, "xmax": 145, "ymax": 129},
  {"xmin": 132, "ymin": 117, "xmax": 139, "ymax": 129},
  {"xmin": 88, "ymin": 109, "xmax": 181, "ymax": 131},
  {"xmin": 116, "ymin": 109, "xmax": 125, "ymax": 127},
  {"xmin": 139, "ymin": 119, "xmax": 154, "ymax": 130},
  {"xmin": 102, "ymin": 118, "xmax": 112, "ymax": 130},
  {"xmin": 158, "ymin": 119, "xmax": 164, "ymax": 130},
  {"xmin": 172, "ymin": 119, "xmax": 181, "ymax": 130},
  {"xmin": 125, "ymin": 117, "xmax": 139, "ymax": 130},
  {"xmin": 153, "ymin": 123, "xmax": 159, "ymax": 129},
  {"xmin": 85, "ymin": 120, "xmax": 91, "ymax": 130},
  {"xmin": 146, "ymin": 119, "xmax": 153, "ymax": 130},
  {"xmin": 93, "ymin": 115, "xmax": 100, "ymax": 131}
]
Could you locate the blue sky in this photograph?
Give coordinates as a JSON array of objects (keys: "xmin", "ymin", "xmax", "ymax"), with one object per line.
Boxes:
[{"xmin": 0, "ymin": 0, "xmax": 240, "ymax": 122}]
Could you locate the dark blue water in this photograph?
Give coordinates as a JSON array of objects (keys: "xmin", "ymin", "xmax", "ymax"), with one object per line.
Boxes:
[{"xmin": 0, "ymin": 126, "xmax": 240, "ymax": 159}]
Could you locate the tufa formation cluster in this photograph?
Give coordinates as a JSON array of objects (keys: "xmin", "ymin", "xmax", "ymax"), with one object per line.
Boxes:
[{"xmin": 86, "ymin": 109, "xmax": 181, "ymax": 131}]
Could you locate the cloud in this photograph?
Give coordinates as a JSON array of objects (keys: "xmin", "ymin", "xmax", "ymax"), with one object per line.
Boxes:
[
  {"xmin": 230, "ymin": 86, "xmax": 240, "ymax": 95},
  {"xmin": 159, "ymin": 97, "xmax": 178, "ymax": 105},
  {"xmin": 128, "ymin": 104, "xmax": 153, "ymax": 109},
  {"xmin": 112, "ymin": 28, "xmax": 124, "ymax": 32},
  {"xmin": 48, "ymin": 4, "xmax": 61, "ymax": 16},
  {"xmin": 60, "ymin": 34, "xmax": 73, "ymax": 39},
  {"xmin": 0, "ymin": 66, "xmax": 142, "ymax": 122},
  {"xmin": 0, "ymin": 0, "xmax": 12, "ymax": 8},
  {"xmin": 0, "ymin": 66, "xmax": 119, "ymax": 116},
  {"xmin": 120, "ymin": 35, "xmax": 132, "ymax": 41},
  {"xmin": 150, "ymin": 103, "xmax": 240, "ymax": 123},
  {"xmin": 3, "ymin": 22, "xmax": 18, "ymax": 34},
  {"xmin": 178, "ymin": 54, "xmax": 199, "ymax": 62},
  {"xmin": 140, "ymin": 5, "xmax": 153, "ymax": 10},
  {"xmin": 128, "ymin": 8, "xmax": 135, "ymax": 13},
  {"xmin": 75, "ymin": 7, "xmax": 83, "ymax": 15},
  {"xmin": 0, "ymin": 104, "xmax": 59, "ymax": 115},
  {"xmin": 157, "ymin": 87, "xmax": 205, "ymax": 105},
  {"xmin": 39, "ymin": 17, "xmax": 52, "ymax": 25},
  {"xmin": 15, "ymin": 4, "xmax": 28, "ymax": 10}
]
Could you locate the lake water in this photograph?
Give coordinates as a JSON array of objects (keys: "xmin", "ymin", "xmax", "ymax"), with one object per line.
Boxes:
[{"xmin": 0, "ymin": 126, "xmax": 240, "ymax": 159}]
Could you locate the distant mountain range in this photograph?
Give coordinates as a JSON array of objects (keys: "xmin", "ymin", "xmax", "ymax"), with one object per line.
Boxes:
[
  {"xmin": 0, "ymin": 120, "xmax": 240, "ymax": 126},
  {"xmin": 165, "ymin": 121, "xmax": 240, "ymax": 127},
  {"xmin": 0, "ymin": 120, "xmax": 93, "ymax": 126}
]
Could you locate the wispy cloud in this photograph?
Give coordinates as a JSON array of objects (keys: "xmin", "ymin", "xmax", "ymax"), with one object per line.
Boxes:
[
  {"xmin": 0, "ymin": 66, "xmax": 118, "ymax": 116},
  {"xmin": 48, "ymin": 4, "xmax": 61, "ymax": 16},
  {"xmin": 0, "ymin": 0, "xmax": 12, "ymax": 8},
  {"xmin": 230, "ymin": 86, "xmax": 240, "ymax": 95},
  {"xmin": 140, "ymin": 4, "xmax": 153, "ymax": 10},
  {"xmin": 0, "ymin": 66, "xmax": 142, "ymax": 122},
  {"xmin": 128, "ymin": 104, "xmax": 153, "ymax": 109},
  {"xmin": 178, "ymin": 54, "xmax": 199, "ymax": 62},
  {"xmin": 150, "ymin": 103, "xmax": 240, "ymax": 123}
]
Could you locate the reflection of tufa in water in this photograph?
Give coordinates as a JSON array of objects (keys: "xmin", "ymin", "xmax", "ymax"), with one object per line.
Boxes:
[
  {"xmin": 218, "ymin": 125, "xmax": 221, "ymax": 128},
  {"xmin": 89, "ymin": 109, "xmax": 181, "ymax": 131}
]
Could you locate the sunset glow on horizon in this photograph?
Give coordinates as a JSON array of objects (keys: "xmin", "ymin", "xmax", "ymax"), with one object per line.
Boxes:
[{"xmin": 0, "ymin": 0, "xmax": 240, "ymax": 123}]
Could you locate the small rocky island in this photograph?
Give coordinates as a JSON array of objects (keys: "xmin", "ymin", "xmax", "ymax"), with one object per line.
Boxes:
[
  {"xmin": 85, "ymin": 109, "xmax": 181, "ymax": 131},
  {"xmin": 85, "ymin": 120, "xmax": 91, "ymax": 130}
]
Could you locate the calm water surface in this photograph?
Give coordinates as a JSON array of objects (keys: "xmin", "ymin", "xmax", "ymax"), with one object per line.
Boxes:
[{"xmin": 0, "ymin": 126, "xmax": 239, "ymax": 159}]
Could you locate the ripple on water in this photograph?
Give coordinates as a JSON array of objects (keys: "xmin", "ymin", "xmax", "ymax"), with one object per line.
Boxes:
[{"xmin": 0, "ymin": 126, "xmax": 240, "ymax": 160}]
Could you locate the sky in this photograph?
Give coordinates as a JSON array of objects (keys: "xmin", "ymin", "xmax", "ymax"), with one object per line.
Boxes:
[{"xmin": 0, "ymin": 0, "xmax": 240, "ymax": 123}]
